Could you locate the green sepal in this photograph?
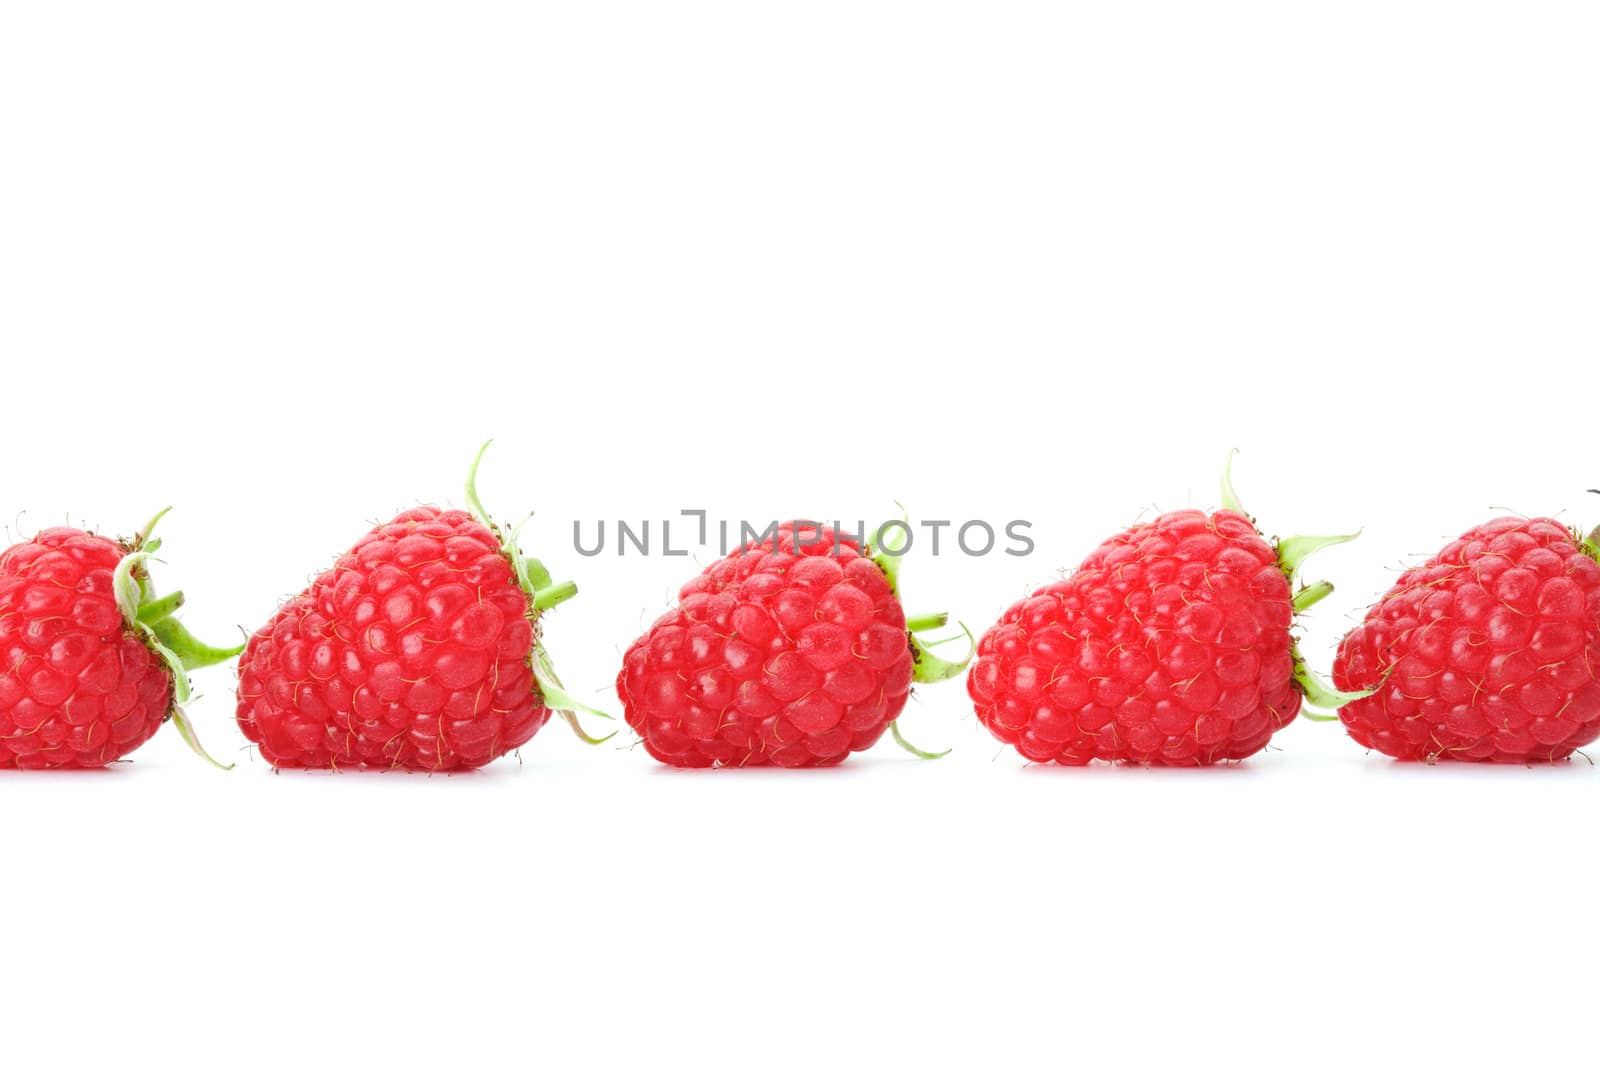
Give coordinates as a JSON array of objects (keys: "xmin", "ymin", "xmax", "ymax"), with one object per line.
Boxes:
[
  {"xmin": 149, "ymin": 616, "xmax": 246, "ymax": 672},
  {"xmin": 110, "ymin": 512, "xmax": 241, "ymax": 770},
  {"xmin": 133, "ymin": 506, "xmax": 172, "ymax": 548},
  {"xmin": 1277, "ymin": 531, "xmax": 1361, "ymax": 585},
  {"xmin": 865, "ymin": 510, "xmax": 974, "ymax": 685},
  {"xmin": 113, "ymin": 549, "xmax": 152, "ymax": 622},
  {"xmin": 866, "ymin": 505, "xmax": 911, "ymax": 594},
  {"xmin": 1293, "ymin": 645, "xmax": 1375, "ymax": 716},
  {"xmin": 861, "ymin": 507, "xmax": 967, "ymax": 758},
  {"xmin": 533, "ymin": 580, "xmax": 578, "ymax": 611},
  {"xmin": 889, "ymin": 720, "xmax": 950, "ymax": 760},
  {"xmin": 912, "ymin": 621, "xmax": 975, "ymax": 684},
  {"xmin": 136, "ymin": 590, "xmax": 185, "ymax": 625},
  {"xmin": 463, "ymin": 441, "xmax": 496, "ymax": 529},
  {"xmin": 168, "ymin": 702, "xmax": 236, "ymax": 771},
  {"xmin": 1216, "ymin": 457, "xmax": 1368, "ymax": 722},
  {"xmin": 535, "ymin": 649, "xmax": 615, "ymax": 745},
  {"xmin": 1220, "ymin": 449, "xmax": 1248, "ymax": 516},
  {"xmin": 1291, "ymin": 580, "xmax": 1334, "ymax": 613},
  {"xmin": 466, "ymin": 441, "xmax": 604, "ymax": 744}
]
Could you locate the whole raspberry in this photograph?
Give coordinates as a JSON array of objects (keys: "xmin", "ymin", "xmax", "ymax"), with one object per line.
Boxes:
[
  {"xmin": 236, "ymin": 445, "xmax": 605, "ymax": 771},
  {"xmin": 968, "ymin": 459, "xmax": 1361, "ymax": 766},
  {"xmin": 1334, "ymin": 516, "xmax": 1600, "ymax": 762},
  {"xmin": 617, "ymin": 520, "xmax": 969, "ymax": 767},
  {"xmin": 0, "ymin": 511, "xmax": 240, "ymax": 769}
]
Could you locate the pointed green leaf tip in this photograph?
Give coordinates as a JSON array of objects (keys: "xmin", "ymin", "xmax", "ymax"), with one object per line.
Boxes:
[
  {"xmin": 149, "ymin": 616, "xmax": 246, "ymax": 672},
  {"xmin": 464, "ymin": 439, "xmax": 494, "ymax": 528},
  {"xmin": 534, "ymin": 650, "xmax": 615, "ymax": 744},
  {"xmin": 1278, "ymin": 530, "xmax": 1362, "ymax": 583},
  {"xmin": 1220, "ymin": 449, "xmax": 1246, "ymax": 515},
  {"xmin": 890, "ymin": 720, "xmax": 951, "ymax": 760},
  {"xmin": 134, "ymin": 505, "xmax": 173, "ymax": 549}
]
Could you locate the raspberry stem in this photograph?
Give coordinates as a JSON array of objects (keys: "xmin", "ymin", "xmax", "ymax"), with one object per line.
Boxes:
[{"xmin": 906, "ymin": 611, "xmax": 949, "ymax": 633}]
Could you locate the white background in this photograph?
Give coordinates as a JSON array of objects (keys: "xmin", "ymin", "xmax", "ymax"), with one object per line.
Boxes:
[{"xmin": 2, "ymin": 3, "xmax": 1596, "ymax": 1063}]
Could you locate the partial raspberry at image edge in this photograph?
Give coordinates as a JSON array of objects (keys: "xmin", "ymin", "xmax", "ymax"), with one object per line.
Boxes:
[
  {"xmin": 1334, "ymin": 514, "xmax": 1600, "ymax": 763},
  {"xmin": 0, "ymin": 510, "xmax": 242, "ymax": 769}
]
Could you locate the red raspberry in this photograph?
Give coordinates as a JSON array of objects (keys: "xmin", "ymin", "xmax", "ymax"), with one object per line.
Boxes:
[
  {"xmin": 968, "ymin": 462, "xmax": 1356, "ymax": 766},
  {"xmin": 617, "ymin": 521, "xmax": 968, "ymax": 767},
  {"xmin": 0, "ymin": 514, "xmax": 239, "ymax": 769},
  {"xmin": 1334, "ymin": 516, "xmax": 1600, "ymax": 762},
  {"xmin": 236, "ymin": 446, "xmax": 601, "ymax": 771}
]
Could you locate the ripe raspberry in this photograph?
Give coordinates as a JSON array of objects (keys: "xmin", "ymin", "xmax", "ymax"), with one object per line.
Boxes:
[
  {"xmin": 236, "ymin": 445, "xmax": 603, "ymax": 771},
  {"xmin": 1334, "ymin": 516, "xmax": 1600, "ymax": 762},
  {"xmin": 968, "ymin": 460, "xmax": 1359, "ymax": 766},
  {"xmin": 617, "ymin": 521, "xmax": 969, "ymax": 767},
  {"xmin": 0, "ymin": 512, "xmax": 240, "ymax": 769}
]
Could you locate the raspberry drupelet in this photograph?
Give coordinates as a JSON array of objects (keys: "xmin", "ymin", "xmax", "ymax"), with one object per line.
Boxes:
[
  {"xmin": 617, "ymin": 521, "xmax": 970, "ymax": 768},
  {"xmin": 0, "ymin": 513, "xmax": 240, "ymax": 768},
  {"xmin": 968, "ymin": 458, "xmax": 1363, "ymax": 766},
  {"xmin": 1335, "ymin": 516, "xmax": 1600, "ymax": 762},
  {"xmin": 235, "ymin": 444, "xmax": 604, "ymax": 771}
]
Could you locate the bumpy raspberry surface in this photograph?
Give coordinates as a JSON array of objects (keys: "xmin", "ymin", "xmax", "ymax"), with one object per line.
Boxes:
[
  {"xmin": 617, "ymin": 523, "xmax": 915, "ymax": 767},
  {"xmin": 236, "ymin": 507, "xmax": 548, "ymax": 770},
  {"xmin": 968, "ymin": 508, "xmax": 1301, "ymax": 765},
  {"xmin": 1334, "ymin": 516, "xmax": 1600, "ymax": 762},
  {"xmin": 0, "ymin": 529, "xmax": 172, "ymax": 768}
]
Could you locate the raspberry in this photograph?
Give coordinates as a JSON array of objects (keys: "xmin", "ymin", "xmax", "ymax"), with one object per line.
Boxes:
[
  {"xmin": 968, "ymin": 460, "xmax": 1357, "ymax": 766},
  {"xmin": 617, "ymin": 521, "xmax": 968, "ymax": 767},
  {"xmin": 0, "ymin": 514, "xmax": 240, "ymax": 769},
  {"xmin": 1334, "ymin": 516, "xmax": 1600, "ymax": 762},
  {"xmin": 236, "ymin": 445, "xmax": 602, "ymax": 771}
]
